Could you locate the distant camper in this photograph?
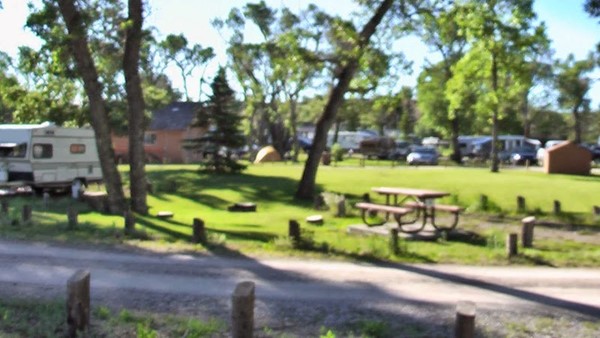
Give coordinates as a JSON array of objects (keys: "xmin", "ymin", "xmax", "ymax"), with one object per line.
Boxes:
[
  {"xmin": 461, "ymin": 135, "xmax": 541, "ymax": 161},
  {"xmin": 0, "ymin": 122, "xmax": 102, "ymax": 193}
]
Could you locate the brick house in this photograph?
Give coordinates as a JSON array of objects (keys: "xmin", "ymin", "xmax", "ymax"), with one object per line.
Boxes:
[{"xmin": 113, "ymin": 102, "xmax": 207, "ymax": 164}]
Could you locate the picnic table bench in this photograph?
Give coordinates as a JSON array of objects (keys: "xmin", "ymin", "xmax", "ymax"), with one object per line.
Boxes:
[
  {"xmin": 402, "ymin": 201, "xmax": 463, "ymax": 230},
  {"xmin": 355, "ymin": 202, "xmax": 411, "ymax": 227},
  {"xmin": 355, "ymin": 187, "xmax": 463, "ymax": 233}
]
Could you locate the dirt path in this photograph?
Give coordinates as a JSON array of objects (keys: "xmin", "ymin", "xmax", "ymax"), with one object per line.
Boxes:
[{"xmin": 0, "ymin": 239, "xmax": 599, "ymax": 336}]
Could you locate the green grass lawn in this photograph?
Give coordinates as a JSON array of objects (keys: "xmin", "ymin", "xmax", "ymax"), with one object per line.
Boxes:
[{"xmin": 1, "ymin": 162, "xmax": 599, "ymax": 266}]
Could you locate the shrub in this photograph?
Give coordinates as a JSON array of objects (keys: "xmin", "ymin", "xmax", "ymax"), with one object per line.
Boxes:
[{"xmin": 331, "ymin": 143, "xmax": 345, "ymax": 162}]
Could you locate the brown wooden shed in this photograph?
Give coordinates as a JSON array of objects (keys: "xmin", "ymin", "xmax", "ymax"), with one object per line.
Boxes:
[{"xmin": 544, "ymin": 141, "xmax": 592, "ymax": 175}]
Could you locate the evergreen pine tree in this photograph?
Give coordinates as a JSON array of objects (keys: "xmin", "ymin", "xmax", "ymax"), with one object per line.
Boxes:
[{"xmin": 196, "ymin": 67, "xmax": 246, "ymax": 173}]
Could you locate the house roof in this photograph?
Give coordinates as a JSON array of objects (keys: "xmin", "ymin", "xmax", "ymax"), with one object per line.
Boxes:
[{"xmin": 149, "ymin": 102, "xmax": 203, "ymax": 131}]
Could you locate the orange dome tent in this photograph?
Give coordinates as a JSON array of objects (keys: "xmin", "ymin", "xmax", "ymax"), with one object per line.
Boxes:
[{"xmin": 253, "ymin": 146, "xmax": 282, "ymax": 163}]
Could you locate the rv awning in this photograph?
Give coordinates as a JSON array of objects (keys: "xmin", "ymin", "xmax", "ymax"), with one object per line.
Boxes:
[{"xmin": 0, "ymin": 143, "xmax": 18, "ymax": 148}]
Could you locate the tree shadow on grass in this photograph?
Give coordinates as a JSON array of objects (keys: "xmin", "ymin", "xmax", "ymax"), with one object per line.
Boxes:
[
  {"xmin": 146, "ymin": 169, "xmax": 319, "ymax": 210},
  {"xmin": 447, "ymin": 229, "xmax": 488, "ymax": 246},
  {"xmin": 158, "ymin": 217, "xmax": 192, "ymax": 228},
  {"xmin": 510, "ymin": 254, "xmax": 556, "ymax": 267},
  {"xmin": 290, "ymin": 237, "xmax": 437, "ymax": 264},
  {"xmin": 135, "ymin": 217, "xmax": 190, "ymax": 242}
]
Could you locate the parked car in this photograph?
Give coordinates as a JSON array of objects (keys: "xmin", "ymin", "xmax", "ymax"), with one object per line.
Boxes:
[
  {"xmin": 510, "ymin": 146, "xmax": 538, "ymax": 165},
  {"xmin": 406, "ymin": 146, "xmax": 438, "ymax": 165},
  {"xmin": 389, "ymin": 141, "xmax": 412, "ymax": 160},
  {"xmin": 582, "ymin": 143, "xmax": 600, "ymax": 163},
  {"xmin": 536, "ymin": 140, "xmax": 566, "ymax": 166},
  {"xmin": 296, "ymin": 136, "xmax": 312, "ymax": 152}
]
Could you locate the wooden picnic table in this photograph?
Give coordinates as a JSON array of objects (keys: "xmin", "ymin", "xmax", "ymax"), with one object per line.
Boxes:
[
  {"xmin": 372, "ymin": 187, "xmax": 450, "ymax": 206},
  {"xmin": 362, "ymin": 187, "xmax": 460, "ymax": 233}
]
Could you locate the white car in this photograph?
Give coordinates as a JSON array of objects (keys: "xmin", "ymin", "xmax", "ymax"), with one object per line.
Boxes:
[
  {"xmin": 537, "ymin": 140, "xmax": 566, "ymax": 166},
  {"xmin": 407, "ymin": 147, "xmax": 439, "ymax": 165}
]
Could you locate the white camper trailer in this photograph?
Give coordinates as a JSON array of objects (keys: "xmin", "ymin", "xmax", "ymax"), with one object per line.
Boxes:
[{"xmin": 0, "ymin": 122, "xmax": 102, "ymax": 192}]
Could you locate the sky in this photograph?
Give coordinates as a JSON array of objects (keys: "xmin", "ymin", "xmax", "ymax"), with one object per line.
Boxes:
[{"xmin": 0, "ymin": 0, "xmax": 599, "ymax": 106}]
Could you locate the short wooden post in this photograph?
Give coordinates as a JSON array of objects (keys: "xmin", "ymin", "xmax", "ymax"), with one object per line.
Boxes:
[
  {"xmin": 0, "ymin": 199, "xmax": 8, "ymax": 215},
  {"xmin": 521, "ymin": 216, "xmax": 535, "ymax": 248},
  {"xmin": 192, "ymin": 218, "xmax": 206, "ymax": 244},
  {"xmin": 67, "ymin": 206, "xmax": 78, "ymax": 229},
  {"xmin": 67, "ymin": 269, "xmax": 90, "ymax": 338},
  {"xmin": 553, "ymin": 200, "xmax": 561, "ymax": 215},
  {"xmin": 455, "ymin": 301, "xmax": 476, "ymax": 338},
  {"xmin": 389, "ymin": 228, "xmax": 399, "ymax": 255},
  {"xmin": 336, "ymin": 197, "xmax": 346, "ymax": 217},
  {"xmin": 516, "ymin": 196, "xmax": 526, "ymax": 213},
  {"xmin": 124, "ymin": 209, "xmax": 135, "ymax": 235},
  {"xmin": 506, "ymin": 233, "xmax": 518, "ymax": 257},
  {"xmin": 231, "ymin": 281, "xmax": 255, "ymax": 338},
  {"xmin": 479, "ymin": 194, "xmax": 488, "ymax": 211},
  {"xmin": 288, "ymin": 220, "xmax": 301, "ymax": 247},
  {"xmin": 21, "ymin": 204, "xmax": 32, "ymax": 223}
]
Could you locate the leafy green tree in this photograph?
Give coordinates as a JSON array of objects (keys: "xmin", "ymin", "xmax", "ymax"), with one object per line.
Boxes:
[
  {"xmin": 0, "ymin": 52, "xmax": 21, "ymax": 123},
  {"xmin": 189, "ymin": 67, "xmax": 246, "ymax": 173},
  {"xmin": 296, "ymin": 0, "xmax": 393, "ymax": 199},
  {"xmin": 10, "ymin": 43, "xmax": 84, "ymax": 125},
  {"xmin": 416, "ymin": 2, "xmax": 467, "ymax": 162},
  {"xmin": 530, "ymin": 108, "xmax": 570, "ymax": 140},
  {"xmin": 26, "ymin": 0, "xmax": 179, "ymax": 214},
  {"xmin": 214, "ymin": 2, "xmax": 283, "ymax": 154},
  {"xmin": 448, "ymin": 0, "xmax": 547, "ymax": 172},
  {"xmin": 295, "ymin": 0, "xmax": 447, "ymax": 199},
  {"xmin": 55, "ymin": 0, "xmax": 126, "ymax": 213},
  {"xmin": 585, "ymin": 0, "xmax": 600, "ymax": 19},
  {"xmin": 215, "ymin": 2, "xmax": 327, "ymax": 158},
  {"xmin": 555, "ymin": 53, "xmax": 596, "ymax": 144},
  {"xmin": 158, "ymin": 34, "xmax": 214, "ymax": 101},
  {"xmin": 123, "ymin": 0, "xmax": 149, "ymax": 214},
  {"xmin": 272, "ymin": 6, "xmax": 326, "ymax": 161}
]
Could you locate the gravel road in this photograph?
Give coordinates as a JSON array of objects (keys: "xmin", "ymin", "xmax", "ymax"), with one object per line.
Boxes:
[{"xmin": 0, "ymin": 239, "xmax": 599, "ymax": 337}]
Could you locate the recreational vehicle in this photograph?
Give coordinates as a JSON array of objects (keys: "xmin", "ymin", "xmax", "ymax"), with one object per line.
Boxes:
[
  {"xmin": 327, "ymin": 131, "xmax": 376, "ymax": 151},
  {"xmin": 0, "ymin": 122, "xmax": 102, "ymax": 193},
  {"xmin": 463, "ymin": 135, "xmax": 541, "ymax": 161}
]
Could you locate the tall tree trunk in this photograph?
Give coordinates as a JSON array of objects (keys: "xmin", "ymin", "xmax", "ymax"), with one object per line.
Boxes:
[
  {"xmin": 58, "ymin": 0, "xmax": 126, "ymax": 214},
  {"xmin": 522, "ymin": 90, "xmax": 531, "ymax": 138},
  {"xmin": 123, "ymin": 0, "xmax": 148, "ymax": 214},
  {"xmin": 491, "ymin": 52, "xmax": 499, "ymax": 173},
  {"xmin": 269, "ymin": 118, "xmax": 288, "ymax": 158},
  {"xmin": 295, "ymin": 0, "xmax": 393, "ymax": 199},
  {"xmin": 450, "ymin": 116, "xmax": 462, "ymax": 164},
  {"xmin": 572, "ymin": 104, "xmax": 582, "ymax": 144},
  {"xmin": 257, "ymin": 104, "xmax": 270, "ymax": 146},
  {"xmin": 268, "ymin": 98, "xmax": 288, "ymax": 157},
  {"xmin": 333, "ymin": 121, "xmax": 341, "ymax": 144},
  {"xmin": 289, "ymin": 96, "xmax": 300, "ymax": 162}
]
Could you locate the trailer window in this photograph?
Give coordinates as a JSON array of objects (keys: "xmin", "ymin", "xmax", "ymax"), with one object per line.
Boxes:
[
  {"xmin": 33, "ymin": 144, "xmax": 53, "ymax": 159},
  {"xmin": 70, "ymin": 144, "xmax": 86, "ymax": 154},
  {"xmin": 0, "ymin": 143, "xmax": 27, "ymax": 158}
]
